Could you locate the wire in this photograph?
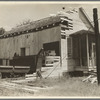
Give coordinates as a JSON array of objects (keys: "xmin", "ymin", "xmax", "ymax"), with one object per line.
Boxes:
[
  {"xmin": 87, "ymin": 18, "xmax": 100, "ymax": 31},
  {"xmin": 73, "ymin": 22, "xmax": 88, "ymax": 26},
  {"xmin": 45, "ymin": 14, "xmax": 100, "ymax": 79},
  {"xmin": 45, "ymin": 54, "xmax": 67, "ymax": 79},
  {"xmin": 73, "ymin": 17, "xmax": 100, "ymax": 27}
]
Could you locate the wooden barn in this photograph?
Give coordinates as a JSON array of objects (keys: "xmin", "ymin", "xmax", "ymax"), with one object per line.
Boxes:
[{"xmin": 0, "ymin": 14, "xmax": 74, "ymax": 74}]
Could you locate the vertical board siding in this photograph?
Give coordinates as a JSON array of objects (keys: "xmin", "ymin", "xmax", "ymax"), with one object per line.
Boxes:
[{"xmin": 0, "ymin": 26, "xmax": 61, "ymax": 59}]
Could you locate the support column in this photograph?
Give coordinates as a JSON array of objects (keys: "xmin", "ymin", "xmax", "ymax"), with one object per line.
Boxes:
[
  {"xmin": 79, "ymin": 37, "xmax": 82, "ymax": 67},
  {"xmin": 86, "ymin": 34, "xmax": 89, "ymax": 68}
]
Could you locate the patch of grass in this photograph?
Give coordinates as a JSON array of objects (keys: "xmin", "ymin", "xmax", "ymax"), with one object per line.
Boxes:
[
  {"xmin": 0, "ymin": 86, "xmax": 34, "ymax": 97},
  {"xmin": 33, "ymin": 77, "xmax": 100, "ymax": 97},
  {"xmin": 0, "ymin": 76, "xmax": 100, "ymax": 97}
]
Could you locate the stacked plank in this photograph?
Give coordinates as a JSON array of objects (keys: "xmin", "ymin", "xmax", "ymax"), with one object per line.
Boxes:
[
  {"xmin": 44, "ymin": 56, "xmax": 60, "ymax": 67},
  {"xmin": 82, "ymin": 71, "xmax": 97, "ymax": 84}
]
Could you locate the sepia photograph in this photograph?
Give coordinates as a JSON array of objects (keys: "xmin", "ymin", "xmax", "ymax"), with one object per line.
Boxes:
[{"xmin": 0, "ymin": 1, "xmax": 99, "ymax": 98}]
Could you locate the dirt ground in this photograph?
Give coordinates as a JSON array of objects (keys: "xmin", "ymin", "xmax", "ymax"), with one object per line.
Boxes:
[{"xmin": 0, "ymin": 76, "xmax": 100, "ymax": 98}]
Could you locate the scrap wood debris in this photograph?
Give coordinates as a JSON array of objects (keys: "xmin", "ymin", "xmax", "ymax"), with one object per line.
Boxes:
[{"xmin": 82, "ymin": 72, "xmax": 97, "ymax": 84}]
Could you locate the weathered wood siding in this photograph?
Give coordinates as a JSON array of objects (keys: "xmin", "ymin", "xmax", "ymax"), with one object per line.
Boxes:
[
  {"xmin": 61, "ymin": 35, "xmax": 75, "ymax": 71},
  {"xmin": 72, "ymin": 35, "xmax": 87, "ymax": 67},
  {"xmin": 61, "ymin": 37, "xmax": 67, "ymax": 71},
  {"xmin": 81, "ymin": 35, "xmax": 87, "ymax": 66},
  {"xmin": 0, "ymin": 26, "xmax": 61, "ymax": 59},
  {"xmin": 72, "ymin": 36, "xmax": 80, "ymax": 66},
  {"xmin": 61, "ymin": 34, "xmax": 88, "ymax": 72},
  {"xmin": 88, "ymin": 34, "xmax": 96, "ymax": 67}
]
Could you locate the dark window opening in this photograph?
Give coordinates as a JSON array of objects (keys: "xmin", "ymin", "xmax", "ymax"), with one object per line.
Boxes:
[
  {"xmin": 0, "ymin": 59, "xmax": 2, "ymax": 65},
  {"xmin": 61, "ymin": 21, "xmax": 68, "ymax": 26},
  {"xmin": 61, "ymin": 35, "xmax": 66, "ymax": 39},
  {"xmin": 21, "ymin": 48, "xmax": 26, "ymax": 56},
  {"xmin": 43, "ymin": 41, "xmax": 60, "ymax": 56},
  {"xmin": 67, "ymin": 37, "xmax": 72, "ymax": 57},
  {"xmin": 61, "ymin": 27, "xmax": 66, "ymax": 31}
]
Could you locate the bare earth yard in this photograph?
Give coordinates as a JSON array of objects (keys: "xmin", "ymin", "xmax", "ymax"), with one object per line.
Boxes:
[{"xmin": 0, "ymin": 76, "xmax": 100, "ymax": 97}]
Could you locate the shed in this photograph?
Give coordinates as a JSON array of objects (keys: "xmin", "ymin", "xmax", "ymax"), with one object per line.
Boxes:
[{"xmin": 69, "ymin": 30, "xmax": 96, "ymax": 72}]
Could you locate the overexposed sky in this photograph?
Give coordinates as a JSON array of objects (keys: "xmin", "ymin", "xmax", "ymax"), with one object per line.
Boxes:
[{"xmin": 0, "ymin": 2, "xmax": 100, "ymax": 31}]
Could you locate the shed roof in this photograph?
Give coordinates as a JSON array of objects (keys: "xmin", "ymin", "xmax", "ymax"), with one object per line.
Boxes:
[
  {"xmin": 0, "ymin": 15, "xmax": 62, "ymax": 38},
  {"xmin": 7, "ymin": 16, "xmax": 61, "ymax": 34},
  {"xmin": 69, "ymin": 29, "xmax": 94, "ymax": 36}
]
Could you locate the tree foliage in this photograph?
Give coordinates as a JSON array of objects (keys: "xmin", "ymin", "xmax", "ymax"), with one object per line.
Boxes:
[{"xmin": 0, "ymin": 27, "xmax": 5, "ymax": 35}]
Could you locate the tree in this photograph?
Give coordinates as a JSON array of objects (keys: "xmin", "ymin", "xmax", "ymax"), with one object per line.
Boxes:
[{"xmin": 0, "ymin": 27, "xmax": 5, "ymax": 35}]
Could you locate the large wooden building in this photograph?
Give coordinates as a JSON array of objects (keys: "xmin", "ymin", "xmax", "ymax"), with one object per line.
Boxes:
[{"xmin": 0, "ymin": 11, "xmax": 95, "ymax": 75}]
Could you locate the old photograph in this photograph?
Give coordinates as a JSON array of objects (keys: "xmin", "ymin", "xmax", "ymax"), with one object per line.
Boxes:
[{"xmin": 0, "ymin": 1, "xmax": 100, "ymax": 98}]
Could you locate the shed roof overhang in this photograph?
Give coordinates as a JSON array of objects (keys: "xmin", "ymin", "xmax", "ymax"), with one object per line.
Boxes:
[{"xmin": 69, "ymin": 30, "xmax": 94, "ymax": 37}]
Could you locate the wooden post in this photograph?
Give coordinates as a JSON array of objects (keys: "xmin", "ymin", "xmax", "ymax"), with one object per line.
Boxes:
[
  {"xmin": 59, "ymin": 40, "xmax": 62, "ymax": 67},
  {"xmin": 79, "ymin": 37, "xmax": 82, "ymax": 67},
  {"xmin": 93, "ymin": 8, "xmax": 100, "ymax": 85},
  {"xmin": 86, "ymin": 34, "xmax": 89, "ymax": 69}
]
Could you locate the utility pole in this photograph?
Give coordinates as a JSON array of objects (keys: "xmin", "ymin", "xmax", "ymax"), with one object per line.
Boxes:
[{"xmin": 93, "ymin": 8, "xmax": 100, "ymax": 85}]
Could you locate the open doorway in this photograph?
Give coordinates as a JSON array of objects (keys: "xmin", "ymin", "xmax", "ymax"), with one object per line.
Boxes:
[
  {"xmin": 43, "ymin": 41, "xmax": 60, "ymax": 56},
  {"xmin": 43, "ymin": 41, "xmax": 60, "ymax": 67}
]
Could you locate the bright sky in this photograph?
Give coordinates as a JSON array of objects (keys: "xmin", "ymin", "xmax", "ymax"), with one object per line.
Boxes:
[{"xmin": 0, "ymin": 2, "xmax": 100, "ymax": 31}]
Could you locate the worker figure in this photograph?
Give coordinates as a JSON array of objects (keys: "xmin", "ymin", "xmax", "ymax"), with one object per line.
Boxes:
[{"xmin": 36, "ymin": 48, "xmax": 45, "ymax": 79}]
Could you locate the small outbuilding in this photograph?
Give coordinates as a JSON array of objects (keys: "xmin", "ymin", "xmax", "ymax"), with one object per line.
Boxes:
[{"xmin": 69, "ymin": 30, "xmax": 96, "ymax": 72}]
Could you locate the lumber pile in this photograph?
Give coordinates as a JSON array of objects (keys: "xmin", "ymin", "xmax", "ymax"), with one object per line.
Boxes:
[{"xmin": 82, "ymin": 72, "xmax": 97, "ymax": 84}]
